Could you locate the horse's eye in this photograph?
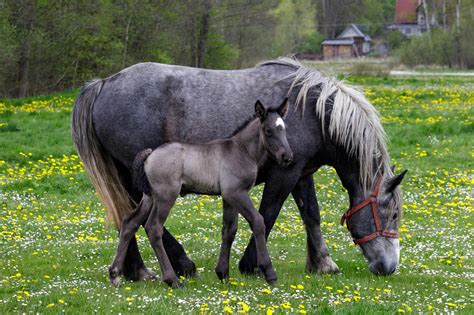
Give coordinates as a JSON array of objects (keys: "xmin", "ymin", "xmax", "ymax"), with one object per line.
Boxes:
[
  {"xmin": 265, "ymin": 129, "xmax": 272, "ymax": 136},
  {"xmin": 392, "ymin": 213, "xmax": 398, "ymax": 220}
]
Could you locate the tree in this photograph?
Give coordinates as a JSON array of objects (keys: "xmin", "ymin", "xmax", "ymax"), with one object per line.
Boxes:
[{"xmin": 272, "ymin": 0, "xmax": 316, "ymax": 56}]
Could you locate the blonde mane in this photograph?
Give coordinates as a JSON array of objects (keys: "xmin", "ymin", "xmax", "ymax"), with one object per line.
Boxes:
[{"xmin": 258, "ymin": 57, "xmax": 394, "ymax": 193}]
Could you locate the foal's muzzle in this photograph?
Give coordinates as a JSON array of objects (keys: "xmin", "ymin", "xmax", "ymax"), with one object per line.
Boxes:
[{"xmin": 279, "ymin": 151, "xmax": 293, "ymax": 167}]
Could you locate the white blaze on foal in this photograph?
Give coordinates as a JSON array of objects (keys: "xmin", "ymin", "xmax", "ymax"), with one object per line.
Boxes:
[{"xmin": 275, "ymin": 117, "xmax": 285, "ymax": 129}]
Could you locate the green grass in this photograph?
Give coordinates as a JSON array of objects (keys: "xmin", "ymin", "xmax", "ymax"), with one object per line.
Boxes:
[{"xmin": 1, "ymin": 77, "xmax": 472, "ymax": 314}]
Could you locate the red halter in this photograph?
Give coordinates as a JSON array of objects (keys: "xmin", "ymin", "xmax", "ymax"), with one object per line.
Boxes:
[{"xmin": 340, "ymin": 175, "xmax": 399, "ymax": 245}]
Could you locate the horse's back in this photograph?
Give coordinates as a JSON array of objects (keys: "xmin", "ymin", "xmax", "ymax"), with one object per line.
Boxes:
[{"xmin": 91, "ymin": 62, "xmax": 292, "ymax": 169}]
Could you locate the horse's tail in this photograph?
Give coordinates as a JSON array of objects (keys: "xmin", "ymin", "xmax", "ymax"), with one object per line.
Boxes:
[
  {"xmin": 71, "ymin": 79, "xmax": 132, "ymax": 229},
  {"xmin": 132, "ymin": 149, "xmax": 153, "ymax": 195}
]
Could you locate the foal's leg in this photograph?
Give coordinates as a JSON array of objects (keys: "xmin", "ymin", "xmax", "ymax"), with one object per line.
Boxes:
[
  {"xmin": 292, "ymin": 175, "xmax": 339, "ymax": 274},
  {"xmin": 239, "ymin": 167, "xmax": 302, "ymax": 275},
  {"xmin": 145, "ymin": 193, "xmax": 181, "ymax": 288},
  {"xmin": 224, "ymin": 191, "xmax": 277, "ymax": 285},
  {"xmin": 215, "ymin": 200, "xmax": 238, "ymax": 281},
  {"xmin": 109, "ymin": 196, "xmax": 154, "ymax": 287}
]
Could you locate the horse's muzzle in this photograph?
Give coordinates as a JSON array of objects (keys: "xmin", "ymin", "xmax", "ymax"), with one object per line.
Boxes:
[{"xmin": 369, "ymin": 258, "xmax": 397, "ymax": 275}]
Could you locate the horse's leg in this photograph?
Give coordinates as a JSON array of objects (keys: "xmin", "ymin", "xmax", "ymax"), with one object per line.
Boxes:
[
  {"xmin": 109, "ymin": 196, "xmax": 155, "ymax": 286},
  {"xmin": 292, "ymin": 175, "xmax": 340, "ymax": 274},
  {"xmin": 162, "ymin": 227, "xmax": 196, "ymax": 277},
  {"xmin": 225, "ymin": 191, "xmax": 277, "ymax": 285},
  {"xmin": 215, "ymin": 200, "xmax": 238, "ymax": 281},
  {"xmin": 239, "ymin": 168, "xmax": 302, "ymax": 275},
  {"xmin": 145, "ymin": 192, "xmax": 181, "ymax": 288},
  {"xmin": 123, "ymin": 226, "xmax": 196, "ymax": 280},
  {"xmin": 111, "ymin": 164, "xmax": 154, "ymax": 282},
  {"xmin": 118, "ymin": 166, "xmax": 196, "ymax": 280}
]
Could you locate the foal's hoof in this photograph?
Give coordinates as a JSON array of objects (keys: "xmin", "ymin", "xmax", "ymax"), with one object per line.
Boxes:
[
  {"xmin": 166, "ymin": 280, "xmax": 184, "ymax": 289},
  {"xmin": 110, "ymin": 276, "xmax": 121, "ymax": 287},
  {"xmin": 263, "ymin": 271, "xmax": 278, "ymax": 286},
  {"xmin": 109, "ymin": 266, "xmax": 122, "ymax": 287},
  {"xmin": 138, "ymin": 267, "xmax": 157, "ymax": 281}
]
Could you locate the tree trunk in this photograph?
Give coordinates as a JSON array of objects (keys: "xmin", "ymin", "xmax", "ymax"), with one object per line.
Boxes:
[
  {"xmin": 197, "ymin": 0, "xmax": 212, "ymax": 68},
  {"xmin": 442, "ymin": 0, "xmax": 447, "ymax": 32},
  {"xmin": 422, "ymin": 0, "xmax": 431, "ymax": 33},
  {"xmin": 455, "ymin": 0, "xmax": 463, "ymax": 68},
  {"xmin": 121, "ymin": 15, "xmax": 132, "ymax": 68},
  {"xmin": 15, "ymin": 1, "xmax": 35, "ymax": 98}
]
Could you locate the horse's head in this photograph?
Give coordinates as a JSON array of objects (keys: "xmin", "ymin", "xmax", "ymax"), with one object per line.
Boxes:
[
  {"xmin": 342, "ymin": 170, "xmax": 407, "ymax": 275},
  {"xmin": 255, "ymin": 99, "xmax": 293, "ymax": 167}
]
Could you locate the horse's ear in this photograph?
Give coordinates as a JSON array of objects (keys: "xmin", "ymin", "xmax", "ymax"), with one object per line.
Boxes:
[
  {"xmin": 385, "ymin": 170, "xmax": 407, "ymax": 192},
  {"xmin": 277, "ymin": 97, "xmax": 289, "ymax": 118},
  {"xmin": 255, "ymin": 100, "xmax": 267, "ymax": 120}
]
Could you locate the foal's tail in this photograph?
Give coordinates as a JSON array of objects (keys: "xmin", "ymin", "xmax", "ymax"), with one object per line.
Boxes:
[
  {"xmin": 133, "ymin": 149, "xmax": 153, "ymax": 196},
  {"xmin": 72, "ymin": 79, "xmax": 133, "ymax": 228}
]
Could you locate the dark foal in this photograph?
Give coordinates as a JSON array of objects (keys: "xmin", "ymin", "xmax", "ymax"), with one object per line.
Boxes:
[{"xmin": 109, "ymin": 100, "xmax": 293, "ymax": 288}]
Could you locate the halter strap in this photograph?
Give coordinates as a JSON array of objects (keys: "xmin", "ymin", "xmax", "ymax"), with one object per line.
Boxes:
[{"xmin": 340, "ymin": 175, "xmax": 399, "ymax": 245}]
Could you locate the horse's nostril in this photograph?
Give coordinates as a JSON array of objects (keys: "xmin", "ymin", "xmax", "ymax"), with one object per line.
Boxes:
[
  {"xmin": 369, "ymin": 259, "xmax": 397, "ymax": 275},
  {"xmin": 282, "ymin": 154, "xmax": 292, "ymax": 163}
]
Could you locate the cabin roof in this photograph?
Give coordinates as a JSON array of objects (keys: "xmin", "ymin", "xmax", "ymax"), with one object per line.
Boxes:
[
  {"xmin": 337, "ymin": 24, "xmax": 372, "ymax": 42},
  {"xmin": 322, "ymin": 39, "xmax": 354, "ymax": 46}
]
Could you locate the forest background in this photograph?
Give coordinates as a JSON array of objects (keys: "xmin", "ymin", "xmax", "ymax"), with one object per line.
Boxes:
[{"xmin": 0, "ymin": 0, "xmax": 473, "ymax": 98}]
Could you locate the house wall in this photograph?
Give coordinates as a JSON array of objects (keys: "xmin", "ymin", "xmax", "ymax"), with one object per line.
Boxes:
[
  {"xmin": 353, "ymin": 37, "xmax": 364, "ymax": 56},
  {"xmin": 392, "ymin": 24, "xmax": 422, "ymax": 37},
  {"xmin": 323, "ymin": 45, "xmax": 353, "ymax": 60}
]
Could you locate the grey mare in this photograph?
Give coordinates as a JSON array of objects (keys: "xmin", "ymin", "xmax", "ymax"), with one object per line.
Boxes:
[
  {"xmin": 108, "ymin": 100, "xmax": 292, "ymax": 288},
  {"xmin": 72, "ymin": 57, "xmax": 406, "ymax": 281}
]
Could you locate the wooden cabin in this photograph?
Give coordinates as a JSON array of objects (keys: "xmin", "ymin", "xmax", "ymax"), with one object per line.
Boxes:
[{"xmin": 322, "ymin": 24, "xmax": 372, "ymax": 60}]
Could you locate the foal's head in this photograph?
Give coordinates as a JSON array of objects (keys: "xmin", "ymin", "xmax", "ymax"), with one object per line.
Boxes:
[{"xmin": 255, "ymin": 99, "xmax": 293, "ymax": 167}]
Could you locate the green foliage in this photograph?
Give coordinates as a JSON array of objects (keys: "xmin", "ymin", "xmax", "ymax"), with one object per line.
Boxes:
[
  {"xmin": 298, "ymin": 31, "xmax": 325, "ymax": 53},
  {"xmin": 0, "ymin": 0, "xmax": 283, "ymax": 97},
  {"xmin": 272, "ymin": 0, "xmax": 316, "ymax": 56},
  {"xmin": 387, "ymin": 31, "xmax": 406, "ymax": 50},
  {"xmin": 396, "ymin": 30, "xmax": 459, "ymax": 67},
  {"xmin": 204, "ymin": 33, "xmax": 239, "ymax": 69}
]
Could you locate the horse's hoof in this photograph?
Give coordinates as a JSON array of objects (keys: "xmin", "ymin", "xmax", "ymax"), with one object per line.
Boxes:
[
  {"xmin": 123, "ymin": 265, "xmax": 146, "ymax": 282},
  {"xmin": 215, "ymin": 269, "xmax": 229, "ymax": 281},
  {"xmin": 173, "ymin": 257, "xmax": 197, "ymax": 278},
  {"xmin": 310, "ymin": 257, "xmax": 340, "ymax": 275},
  {"xmin": 266, "ymin": 277, "xmax": 277, "ymax": 286},
  {"xmin": 238, "ymin": 259, "xmax": 257, "ymax": 275}
]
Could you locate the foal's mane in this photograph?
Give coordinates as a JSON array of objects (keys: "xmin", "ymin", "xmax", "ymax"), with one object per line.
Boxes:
[
  {"xmin": 230, "ymin": 115, "xmax": 257, "ymax": 137},
  {"xmin": 258, "ymin": 57, "xmax": 394, "ymax": 195}
]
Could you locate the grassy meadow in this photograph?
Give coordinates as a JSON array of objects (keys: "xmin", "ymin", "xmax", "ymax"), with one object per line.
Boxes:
[{"xmin": 0, "ymin": 73, "xmax": 473, "ymax": 314}]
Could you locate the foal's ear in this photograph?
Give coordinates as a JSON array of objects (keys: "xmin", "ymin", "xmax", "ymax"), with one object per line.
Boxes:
[
  {"xmin": 277, "ymin": 98, "xmax": 289, "ymax": 118},
  {"xmin": 385, "ymin": 170, "xmax": 408, "ymax": 192},
  {"xmin": 255, "ymin": 100, "xmax": 267, "ymax": 120}
]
